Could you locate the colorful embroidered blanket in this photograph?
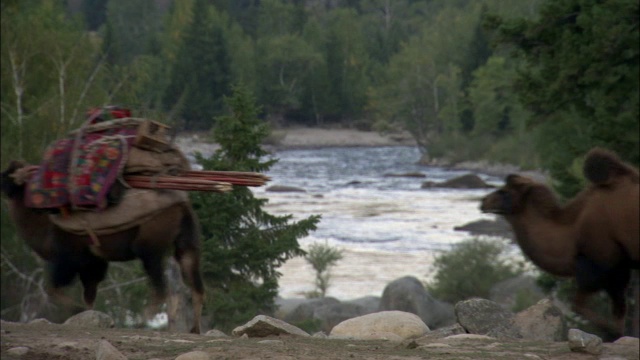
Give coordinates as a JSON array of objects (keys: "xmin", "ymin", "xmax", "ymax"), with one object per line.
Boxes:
[{"xmin": 26, "ymin": 126, "xmax": 137, "ymax": 211}]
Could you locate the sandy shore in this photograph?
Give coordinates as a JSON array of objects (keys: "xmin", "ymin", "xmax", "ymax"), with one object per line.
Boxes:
[
  {"xmin": 174, "ymin": 127, "xmax": 416, "ymax": 157},
  {"xmin": 271, "ymin": 127, "xmax": 416, "ymax": 148}
]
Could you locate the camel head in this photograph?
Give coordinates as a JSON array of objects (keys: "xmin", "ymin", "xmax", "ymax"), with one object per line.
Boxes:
[
  {"xmin": 480, "ymin": 174, "xmax": 538, "ymax": 215},
  {"xmin": 1, "ymin": 160, "xmax": 32, "ymax": 199}
]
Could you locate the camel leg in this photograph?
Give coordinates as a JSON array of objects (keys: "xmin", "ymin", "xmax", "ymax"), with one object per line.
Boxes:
[
  {"xmin": 78, "ymin": 259, "xmax": 109, "ymax": 309},
  {"xmin": 574, "ymin": 256, "xmax": 631, "ymax": 338},
  {"xmin": 604, "ymin": 264, "xmax": 631, "ymax": 337},
  {"xmin": 174, "ymin": 249, "xmax": 204, "ymax": 334},
  {"xmin": 47, "ymin": 261, "xmax": 85, "ymax": 311},
  {"xmin": 139, "ymin": 254, "xmax": 168, "ymax": 322}
]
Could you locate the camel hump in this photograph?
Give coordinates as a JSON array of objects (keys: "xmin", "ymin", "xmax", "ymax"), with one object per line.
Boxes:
[{"xmin": 583, "ymin": 148, "xmax": 638, "ymax": 186}]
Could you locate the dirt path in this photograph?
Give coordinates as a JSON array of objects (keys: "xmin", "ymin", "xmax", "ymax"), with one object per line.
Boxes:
[{"xmin": 3, "ymin": 320, "xmax": 631, "ymax": 360}]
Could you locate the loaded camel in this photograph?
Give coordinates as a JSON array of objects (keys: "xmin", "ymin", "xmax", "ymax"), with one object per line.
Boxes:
[
  {"xmin": 481, "ymin": 148, "xmax": 639, "ymax": 337},
  {"xmin": 1, "ymin": 160, "xmax": 205, "ymax": 333}
]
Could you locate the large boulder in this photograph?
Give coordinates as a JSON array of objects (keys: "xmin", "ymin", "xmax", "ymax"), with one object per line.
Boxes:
[
  {"xmin": 284, "ymin": 297, "xmax": 340, "ymax": 325},
  {"xmin": 513, "ymin": 299, "xmax": 566, "ymax": 341},
  {"xmin": 379, "ymin": 276, "xmax": 455, "ymax": 329},
  {"xmin": 330, "ymin": 311, "xmax": 429, "ymax": 341},
  {"xmin": 315, "ymin": 302, "xmax": 373, "ymax": 333},
  {"xmin": 284, "ymin": 297, "xmax": 378, "ymax": 333},
  {"xmin": 345, "ymin": 296, "xmax": 380, "ymax": 315},
  {"xmin": 454, "ymin": 298, "xmax": 520, "ymax": 339}
]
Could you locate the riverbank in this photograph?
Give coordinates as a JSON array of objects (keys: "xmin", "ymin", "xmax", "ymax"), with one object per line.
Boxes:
[{"xmin": 175, "ymin": 127, "xmax": 545, "ymax": 181}]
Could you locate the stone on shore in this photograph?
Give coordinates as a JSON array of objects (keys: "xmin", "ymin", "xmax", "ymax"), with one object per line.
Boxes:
[
  {"xmin": 513, "ymin": 299, "xmax": 566, "ymax": 341},
  {"xmin": 454, "ymin": 298, "xmax": 520, "ymax": 339},
  {"xmin": 329, "ymin": 310, "xmax": 429, "ymax": 341},
  {"xmin": 379, "ymin": 276, "xmax": 455, "ymax": 330},
  {"xmin": 567, "ymin": 328, "xmax": 602, "ymax": 354},
  {"xmin": 63, "ymin": 310, "xmax": 114, "ymax": 328},
  {"xmin": 232, "ymin": 315, "xmax": 310, "ymax": 338}
]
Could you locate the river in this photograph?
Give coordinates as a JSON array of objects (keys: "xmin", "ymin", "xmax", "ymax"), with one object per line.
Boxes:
[{"xmin": 250, "ymin": 146, "xmax": 505, "ymax": 300}]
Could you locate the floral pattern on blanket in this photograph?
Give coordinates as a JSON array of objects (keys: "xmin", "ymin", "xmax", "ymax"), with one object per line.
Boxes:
[{"xmin": 26, "ymin": 127, "xmax": 137, "ymax": 211}]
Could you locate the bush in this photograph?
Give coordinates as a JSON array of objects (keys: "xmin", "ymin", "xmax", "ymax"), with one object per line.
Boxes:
[
  {"xmin": 305, "ymin": 242, "xmax": 343, "ymax": 298},
  {"xmin": 426, "ymin": 238, "xmax": 523, "ymax": 303}
]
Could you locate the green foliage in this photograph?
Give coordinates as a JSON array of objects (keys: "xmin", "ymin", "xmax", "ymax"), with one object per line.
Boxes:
[
  {"xmin": 163, "ymin": 0, "xmax": 232, "ymax": 131},
  {"xmin": 190, "ymin": 84, "xmax": 320, "ymax": 332},
  {"xmin": 490, "ymin": 0, "xmax": 640, "ymax": 197},
  {"xmin": 427, "ymin": 238, "xmax": 523, "ymax": 304},
  {"xmin": 102, "ymin": 0, "xmax": 162, "ymax": 65},
  {"xmin": 304, "ymin": 242, "xmax": 344, "ymax": 298}
]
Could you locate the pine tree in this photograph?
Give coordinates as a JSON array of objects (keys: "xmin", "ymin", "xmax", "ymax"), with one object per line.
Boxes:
[
  {"xmin": 190, "ymin": 84, "xmax": 320, "ymax": 331},
  {"xmin": 163, "ymin": 0, "xmax": 232, "ymax": 131}
]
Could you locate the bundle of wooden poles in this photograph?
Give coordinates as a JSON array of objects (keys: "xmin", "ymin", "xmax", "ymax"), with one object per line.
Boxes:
[{"xmin": 124, "ymin": 170, "xmax": 270, "ymax": 193}]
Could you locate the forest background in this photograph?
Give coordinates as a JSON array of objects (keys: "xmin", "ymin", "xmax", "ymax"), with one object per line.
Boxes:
[{"xmin": 1, "ymin": 0, "xmax": 638, "ymax": 332}]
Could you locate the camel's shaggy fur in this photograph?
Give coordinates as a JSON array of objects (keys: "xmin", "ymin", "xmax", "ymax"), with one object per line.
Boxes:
[
  {"xmin": 1, "ymin": 160, "xmax": 205, "ymax": 333},
  {"xmin": 481, "ymin": 148, "xmax": 639, "ymax": 337}
]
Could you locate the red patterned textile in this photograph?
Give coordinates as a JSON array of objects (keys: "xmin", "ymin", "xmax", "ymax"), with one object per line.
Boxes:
[{"xmin": 25, "ymin": 107, "xmax": 136, "ymax": 211}]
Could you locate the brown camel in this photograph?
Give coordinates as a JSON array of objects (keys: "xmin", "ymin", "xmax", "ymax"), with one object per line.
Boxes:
[
  {"xmin": 1, "ymin": 160, "xmax": 205, "ymax": 333},
  {"xmin": 480, "ymin": 148, "xmax": 639, "ymax": 337}
]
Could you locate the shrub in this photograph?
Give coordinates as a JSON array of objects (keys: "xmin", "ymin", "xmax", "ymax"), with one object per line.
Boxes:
[
  {"xmin": 426, "ymin": 237, "xmax": 523, "ymax": 303},
  {"xmin": 305, "ymin": 242, "xmax": 343, "ymax": 298}
]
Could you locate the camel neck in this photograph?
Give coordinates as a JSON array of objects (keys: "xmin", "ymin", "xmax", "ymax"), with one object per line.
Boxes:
[
  {"xmin": 7, "ymin": 197, "xmax": 54, "ymax": 261},
  {"xmin": 506, "ymin": 209, "xmax": 577, "ymax": 277}
]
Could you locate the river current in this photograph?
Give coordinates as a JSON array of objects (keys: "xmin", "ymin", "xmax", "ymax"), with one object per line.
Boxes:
[{"xmin": 251, "ymin": 146, "xmax": 505, "ymax": 300}]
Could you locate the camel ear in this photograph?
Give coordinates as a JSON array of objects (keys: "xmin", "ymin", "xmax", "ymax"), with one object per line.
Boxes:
[{"xmin": 505, "ymin": 174, "xmax": 534, "ymax": 191}]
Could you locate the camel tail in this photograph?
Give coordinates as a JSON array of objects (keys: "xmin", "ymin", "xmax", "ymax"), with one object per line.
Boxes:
[
  {"xmin": 175, "ymin": 203, "xmax": 204, "ymax": 295},
  {"xmin": 176, "ymin": 204, "xmax": 202, "ymax": 255},
  {"xmin": 583, "ymin": 148, "xmax": 639, "ymax": 186}
]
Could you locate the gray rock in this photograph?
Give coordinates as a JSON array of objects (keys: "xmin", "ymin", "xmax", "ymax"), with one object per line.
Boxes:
[
  {"xmin": 175, "ymin": 351, "xmax": 211, "ymax": 360},
  {"xmin": 513, "ymin": 299, "xmax": 566, "ymax": 341},
  {"xmin": 63, "ymin": 310, "xmax": 114, "ymax": 328},
  {"xmin": 603, "ymin": 342, "xmax": 640, "ymax": 360},
  {"xmin": 455, "ymin": 298, "xmax": 520, "ymax": 339},
  {"xmin": 312, "ymin": 331, "xmax": 328, "ymax": 338},
  {"xmin": 96, "ymin": 340, "xmax": 127, "ymax": 360},
  {"xmin": 285, "ymin": 297, "xmax": 340, "ymax": 323},
  {"xmin": 27, "ymin": 318, "xmax": 54, "ymax": 326},
  {"xmin": 283, "ymin": 296, "xmax": 380, "ymax": 333},
  {"xmin": 7, "ymin": 347, "xmax": 30, "ymax": 357},
  {"xmin": 204, "ymin": 329, "xmax": 229, "ymax": 337},
  {"xmin": 567, "ymin": 328, "xmax": 602, "ymax": 354},
  {"xmin": 379, "ymin": 276, "xmax": 455, "ymax": 329},
  {"xmin": 384, "ymin": 172, "xmax": 426, "ymax": 178},
  {"xmin": 345, "ymin": 296, "xmax": 380, "ymax": 315},
  {"xmin": 330, "ymin": 311, "xmax": 429, "ymax": 341},
  {"xmin": 232, "ymin": 315, "xmax": 310, "ymax": 338},
  {"xmin": 454, "ymin": 218, "xmax": 514, "ymax": 240},
  {"xmin": 489, "ymin": 275, "xmax": 545, "ymax": 311},
  {"xmin": 274, "ymin": 297, "xmax": 308, "ymax": 319},
  {"xmin": 417, "ymin": 323, "xmax": 467, "ymax": 340},
  {"xmin": 265, "ymin": 185, "xmax": 306, "ymax": 193},
  {"xmin": 422, "ymin": 174, "xmax": 493, "ymax": 189},
  {"xmin": 313, "ymin": 302, "xmax": 368, "ymax": 333}
]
